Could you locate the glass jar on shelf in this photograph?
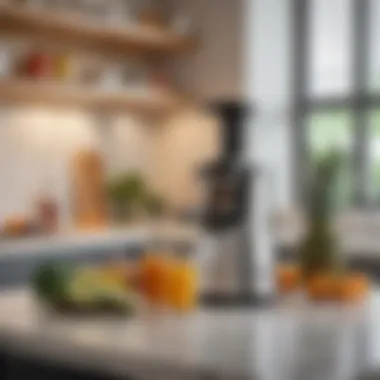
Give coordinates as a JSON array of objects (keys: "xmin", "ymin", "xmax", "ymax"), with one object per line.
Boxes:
[
  {"xmin": 171, "ymin": 12, "xmax": 193, "ymax": 36},
  {"xmin": 122, "ymin": 0, "xmax": 139, "ymax": 26},
  {"xmin": 43, "ymin": 0, "xmax": 78, "ymax": 15},
  {"xmin": 35, "ymin": 187, "xmax": 59, "ymax": 235},
  {"xmin": 80, "ymin": 0, "xmax": 108, "ymax": 24},
  {"xmin": 0, "ymin": 42, "xmax": 13, "ymax": 78},
  {"xmin": 75, "ymin": 54, "xmax": 104, "ymax": 87},
  {"xmin": 98, "ymin": 62, "xmax": 123, "ymax": 92},
  {"xmin": 122, "ymin": 59, "xmax": 149, "ymax": 90},
  {"xmin": 6, "ymin": 0, "xmax": 25, "ymax": 8},
  {"xmin": 53, "ymin": 53, "xmax": 73, "ymax": 83},
  {"xmin": 41, "ymin": 0, "xmax": 59, "ymax": 12},
  {"xmin": 103, "ymin": 0, "xmax": 138, "ymax": 28},
  {"xmin": 11, "ymin": 0, "xmax": 45, "ymax": 10}
]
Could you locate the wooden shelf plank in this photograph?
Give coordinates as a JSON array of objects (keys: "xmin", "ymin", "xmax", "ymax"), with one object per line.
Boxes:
[
  {"xmin": 0, "ymin": 6, "xmax": 197, "ymax": 56},
  {"xmin": 0, "ymin": 79, "xmax": 182, "ymax": 113}
]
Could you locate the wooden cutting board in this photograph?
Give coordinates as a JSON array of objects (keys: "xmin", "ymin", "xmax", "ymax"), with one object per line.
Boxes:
[{"xmin": 71, "ymin": 150, "xmax": 107, "ymax": 230}]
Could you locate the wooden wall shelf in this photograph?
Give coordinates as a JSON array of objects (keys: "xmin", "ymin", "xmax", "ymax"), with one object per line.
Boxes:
[
  {"xmin": 0, "ymin": 6, "xmax": 197, "ymax": 57},
  {"xmin": 0, "ymin": 80, "xmax": 182, "ymax": 113}
]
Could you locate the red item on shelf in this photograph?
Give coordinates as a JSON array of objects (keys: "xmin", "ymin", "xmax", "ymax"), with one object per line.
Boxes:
[{"xmin": 24, "ymin": 52, "xmax": 53, "ymax": 78}]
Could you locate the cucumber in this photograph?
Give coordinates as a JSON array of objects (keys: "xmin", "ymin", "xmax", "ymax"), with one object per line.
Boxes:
[{"xmin": 32, "ymin": 263, "xmax": 73, "ymax": 303}]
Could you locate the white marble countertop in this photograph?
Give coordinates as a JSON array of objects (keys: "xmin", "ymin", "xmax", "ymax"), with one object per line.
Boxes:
[{"xmin": 0, "ymin": 289, "xmax": 379, "ymax": 380}]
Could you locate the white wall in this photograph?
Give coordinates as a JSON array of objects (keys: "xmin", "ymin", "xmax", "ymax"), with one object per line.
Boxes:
[
  {"xmin": 0, "ymin": 0, "xmax": 294, "ymax": 227},
  {"xmin": 0, "ymin": 0, "xmax": 230, "ymax": 223},
  {"xmin": 244, "ymin": 0, "xmax": 293, "ymax": 209},
  {"xmin": 167, "ymin": 0, "xmax": 293, "ymax": 209},
  {"xmin": 152, "ymin": 0, "xmax": 244, "ymax": 210},
  {"xmin": 150, "ymin": 107, "xmax": 220, "ymax": 209},
  {"xmin": 0, "ymin": 107, "xmax": 155, "ymax": 228},
  {"xmin": 242, "ymin": 0, "xmax": 293, "ymax": 296},
  {"xmin": 0, "ymin": 102, "xmax": 218, "ymax": 224},
  {"xmin": 168, "ymin": 0, "xmax": 244, "ymax": 101}
]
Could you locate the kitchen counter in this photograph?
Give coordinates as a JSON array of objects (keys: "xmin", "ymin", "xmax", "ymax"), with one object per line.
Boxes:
[
  {"xmin": 3, "ymin": 218, "xmax": 380, "ymax": 261},
  {"xmin": 0, "ymin": 289, "xmax": 379, "ymax": 380},
  {"xmin": 0, "ymin": 224, "xmax": 199, "ymax": 289}
]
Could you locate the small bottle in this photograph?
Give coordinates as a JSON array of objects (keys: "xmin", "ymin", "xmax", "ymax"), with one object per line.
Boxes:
[
  {"xmin": 0, "ymin": 44, "xmax": 12, "ymax": 78},
  {"xmin": 24, "ymin": 0, "xmax": 45, "ymax": 11},
  {"xmin": 171, "ymin": 12, "xmax": 192, "ymax": 36},
  {"xmin": 36, "ymin": 187, "xmax": 59, "ymax": 234},
  {"xmin": 23, "ymin": 50, "xmax": 54, "ymax": 79},
  {"xmin": 54, "ymin": 54, "xmax": 71, "ymax": 81}
]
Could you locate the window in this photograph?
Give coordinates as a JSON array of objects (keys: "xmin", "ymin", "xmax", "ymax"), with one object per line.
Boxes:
[
  {"xmin": 368, "ymin": 0, "xmax": 380, "ymax": 92},
  {"xmin": 294, "ymin": 0, "xmax": 378, "ymax": 207},
  {"xmin": 308, "ymin": 0, "xmax": 353, "ymax": 97},
  {"xmin": 369, "ymin": 110, "xmax": 380, "ymax": 203},
  {"xmin": 308, "ymin": 111, "xmax": 354, "ymax": 208}
]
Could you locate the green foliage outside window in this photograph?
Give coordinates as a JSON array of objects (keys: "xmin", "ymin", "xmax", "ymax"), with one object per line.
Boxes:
[
  {"xmin": 369, "ymin": 111, "xmax": 380, "ymax": 202},
  {"xmin": 308, "ymin": 111, "xmax": 353, "ymax": 210}
]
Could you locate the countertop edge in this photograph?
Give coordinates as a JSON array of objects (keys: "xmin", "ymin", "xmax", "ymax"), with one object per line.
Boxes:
[{"xmin": 0, "ymin": 224, "xmax": 199, "ymax": 260}]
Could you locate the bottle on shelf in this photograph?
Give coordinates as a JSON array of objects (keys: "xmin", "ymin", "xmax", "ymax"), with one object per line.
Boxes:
[
  {"xmin": 21, "ymin": 50, "xmax": 54, "ymax": 79},
  {"xmin": 54, "ymin": 54, "xmax": 72, "ymax": 82},
  {"xmin": 35, "ymin": 185, "xmax": 59, "ymax": 235},
  {"xmin": 0, "ymin": 43, "xmax": 12, "ymax": 77},
  {"xmin": 14, "ymin": 0, "xmax": 45, "ymax": 11},
  {"xmin": 171, "ymin": 12, "xmax": 193, "ymax": 36},
  {"xmin": 138, "ymin": 7, "xmax": 167, "ymax": 29}
]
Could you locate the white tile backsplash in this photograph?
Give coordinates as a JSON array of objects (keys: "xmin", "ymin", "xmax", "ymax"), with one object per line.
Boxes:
[
  {"xmin": 0, "ymin": 104, "xmax": 219, "ymax": 226},
  {"xmin": 0, "ymin": 106, "xmax": 155, "ymax": 227}
]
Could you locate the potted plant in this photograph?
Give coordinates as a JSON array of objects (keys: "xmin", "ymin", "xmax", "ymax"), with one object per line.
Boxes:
[
  {"xmin": 142, "ymin": 193, "xmax": 166, "ymax": 219},
  {"xmin": 299, "ymin": 151, "xmax": 369, "ymax": 302},
  {"xmin": 299, "ymin": 151, "xmax": 343, "ymax": 279},
  {"xmin": 106, "ymin": 172, "xmax": 146, "ymax": 224}
]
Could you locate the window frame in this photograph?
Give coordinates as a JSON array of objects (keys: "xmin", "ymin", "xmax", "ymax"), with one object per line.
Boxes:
[{"xmin": 292, "ymin": 0, "xmax": 372, "ymax": 206}]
